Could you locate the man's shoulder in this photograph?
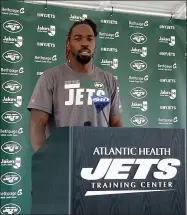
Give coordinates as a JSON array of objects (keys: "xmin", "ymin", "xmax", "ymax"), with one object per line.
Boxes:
[
  {"xmin": 94, "ymin": 66, "xmax": 115, "ymax": 83},
  {"xmin": 42, "ymin": 63, "xmax": 67, "ymax": 78}
]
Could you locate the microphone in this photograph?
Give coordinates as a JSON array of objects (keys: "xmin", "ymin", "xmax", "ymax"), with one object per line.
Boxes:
[
  {"xmin": 91, "ymin": 95, "xmax": 110, "ymax": 127},
  {"xmin": 84, "ymin": 121, "xmax": 92, "ymax": 126}
]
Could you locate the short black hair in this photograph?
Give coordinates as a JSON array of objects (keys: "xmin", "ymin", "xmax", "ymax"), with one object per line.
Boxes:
[{"xmin": 68, "ymin": 19, "xmax": 98, "ymax": 39}]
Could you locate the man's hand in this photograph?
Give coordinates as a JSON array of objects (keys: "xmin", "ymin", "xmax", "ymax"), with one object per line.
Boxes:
[
  {"xmin": 109, "ymin": 115, "xmax": 123, "ymax": 127},
  {"xmin": 30, "ymin": 109, "xmax": 49, "ymax": 152}
]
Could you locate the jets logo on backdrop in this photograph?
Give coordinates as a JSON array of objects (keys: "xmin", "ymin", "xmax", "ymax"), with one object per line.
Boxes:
[
  {"xmin": 1, "ymin": 141, "xmax": 22, "ymax": 154},
  {"xmin": 1, "ymin": 111, "xmax": 22, "ymax": 124},
  {"xmin": 1, "ymin": 172, "xmax": 21, "ymax": 185},
  {"xmin": 130, "ymin": 115, "xmax": 148, "ymax": 126},
  {"xmin": 130, "ymin": 87, "xmax": 147, "ymax": 99},
  {"xmin": 2, "ymin": 80, "xmax": 22, "ymax": 93},
  {"xmin": 3, "ymin": 20, "xmax": 23, "ymax": 33},
  {"xmin": 130, "ymin": 60, "xmax": 147, "ymax": 71},
  {"xmin": 130, "ymin": 33, "xmax": 147, "ymax": 44},
  {"xmin": 2, "ymin": 50, "xmax": 23, "ymax": 63},
  {"xmin": 64, "ymin": 80, "xmax": 107, "ymax": 106},
  {"xmin": 0, "ymin": 203, "xmax": 21, "ymax": 215}
]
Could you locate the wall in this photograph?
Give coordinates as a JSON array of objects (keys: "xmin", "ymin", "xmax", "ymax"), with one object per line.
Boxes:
[{"xmin": 0, "ymin": 1, "xmax": 186, "ymax": 214}]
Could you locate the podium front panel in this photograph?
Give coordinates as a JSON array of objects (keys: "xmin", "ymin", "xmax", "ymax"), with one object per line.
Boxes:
[{"xmin": 72, "ymin": 127, "xmax": 186, "ymax": 215}]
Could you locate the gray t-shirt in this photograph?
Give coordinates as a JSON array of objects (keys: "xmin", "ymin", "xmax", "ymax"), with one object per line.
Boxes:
[{"xmin": 27, "ymin": 63, "xmax": 123, "ymax": 136}]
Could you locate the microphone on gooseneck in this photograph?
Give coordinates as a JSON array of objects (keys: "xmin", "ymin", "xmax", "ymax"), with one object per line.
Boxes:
[
  {"xmin": 91, "ymin": 95, "xmax": 110, "ymax": 127},
  {"xmin": 84, "ymin": 121, "xmax": 92, "ymax": 126}
]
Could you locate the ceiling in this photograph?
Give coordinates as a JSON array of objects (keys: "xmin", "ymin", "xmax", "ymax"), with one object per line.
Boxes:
[{"xmin": 26, "ymin": 1, "xmax": 186, "ymax": 20}]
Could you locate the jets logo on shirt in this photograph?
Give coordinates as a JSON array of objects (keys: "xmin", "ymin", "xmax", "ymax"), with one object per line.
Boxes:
[{"xmin": 64, "ymin": 80, "xmax": 107, "ymax": 106}]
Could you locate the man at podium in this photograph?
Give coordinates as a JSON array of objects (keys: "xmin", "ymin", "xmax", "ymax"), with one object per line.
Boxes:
[{"xmin": 27, "ymin": 18, "xmax": 123, "ymax": 152}]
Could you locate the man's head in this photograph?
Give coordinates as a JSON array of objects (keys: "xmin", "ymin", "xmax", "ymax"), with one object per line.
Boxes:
[{"xmin": 67, "ymin": 19, "xmax": 98, "ymax": 65}]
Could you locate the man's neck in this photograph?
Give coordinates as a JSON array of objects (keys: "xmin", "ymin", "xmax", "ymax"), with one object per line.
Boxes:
[{"xmin": 69, "ymin": 59, "xmax": 93, "ymax": 73}]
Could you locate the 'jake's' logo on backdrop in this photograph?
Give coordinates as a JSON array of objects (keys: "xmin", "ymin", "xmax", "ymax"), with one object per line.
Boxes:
[
  {"xmin": 160, "ymin": 89, "xmax": 176, "ymax": 99},
  {"xmin": 1, "ymin": 141, "xmax": 22, "ymax": 154},
  {"xmin": 101, "ymin": 58, "xmax": 118, "ymax": 69},
  {"xmin": 1, "ymin": 157, "xmax": 21, "ymax": 169},
  {"xmin": 37, "ymin": 25, "xmax": 56, "ymax": 36},
  {"xmin": 2, "ymin": 50, "xmax": 23, "ymax": 63},
  {"xmin": 130, "ymin": 87, "xmax": 147, "ymax": 99},
  {"xmin": 1, "ymin": 111, "xmax": 22, "ymax": 124},
  {"xmin": 3, "ymin": 36, "xmax": 23, "ymax": 47},
  {"xmin": 2, "ymin": 96, "xmax": 22, "ymax": 107},
  {"xmin": 130, "ymin": 33, "xmax": 147, "ymax": 44},
  {"xmin": 130, "ymin": 115, "xmax": 148, "ymax": 126},
  {"xmin": 0, "ymin": 203, "xmax": 21, "ymax": 215},
  {"xmin": 131, "ymin": 47, "xmax": 147, "ymax": 57},
  {"xmin": 131, "ymin": 101, "xmax": 148, "ymax": 111},
  {"xmin": 130, "ymin": 60, "xmax": 147, "ymax": 71},
  {"xmin": 69, "ymin": 13, "xmax": 87, "ymax": 21},
  {"xmin": 3, "ymin": 20, "xmax": 23, "ymax": 33},
  {"xmin": 159, "ymin": 36, "xmax": 175, "ymax": 46},
  {"xmin": 2, "ymin": 80, "xmax": 22, "ymax": 93},
  {"xmin": 1, "ymin": 172, "xmax": 21, "ymax": 185}
]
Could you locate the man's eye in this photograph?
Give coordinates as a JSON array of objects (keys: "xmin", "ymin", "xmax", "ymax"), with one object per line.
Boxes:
[
  {"xmin": 88, "ymin": 38, "xmax": 93, "ymax": 41},
  {"xmin": 75, "ymin": 38, "xmax": 81, "ymax": 41}
]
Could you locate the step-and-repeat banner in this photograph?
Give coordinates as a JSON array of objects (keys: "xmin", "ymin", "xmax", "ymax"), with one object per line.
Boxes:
[{"xmin": 0, "ymin": 1, "xmax": 186, "ymax": 214}]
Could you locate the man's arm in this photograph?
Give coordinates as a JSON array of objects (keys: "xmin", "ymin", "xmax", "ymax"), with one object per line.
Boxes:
[
  {"xmin": 30, "ymin": 109, "xmax": 49, "ymax": 152},
  {"xmin": 109, "ymin": 76, "xmax": 124, "ymax": 127},
  {"xmin": 109, "ymin": 115, "xmax": 123, "ymax": 127}
]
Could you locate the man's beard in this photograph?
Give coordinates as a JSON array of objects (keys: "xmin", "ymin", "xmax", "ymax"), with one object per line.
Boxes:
[{"xmin": 72, "ymin": 52, "xmax": 93, "ymax": 65}]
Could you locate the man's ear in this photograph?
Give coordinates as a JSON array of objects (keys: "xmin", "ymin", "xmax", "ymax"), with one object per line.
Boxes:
[{"xmin": 66, "ymin": 39, "xmax": 70, "ymax": 51}]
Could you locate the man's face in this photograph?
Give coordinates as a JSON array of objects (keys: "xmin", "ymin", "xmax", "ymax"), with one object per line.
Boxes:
[{"xmin": 69, "ymin": 24, "xmax": 96, "ymax": 65}]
